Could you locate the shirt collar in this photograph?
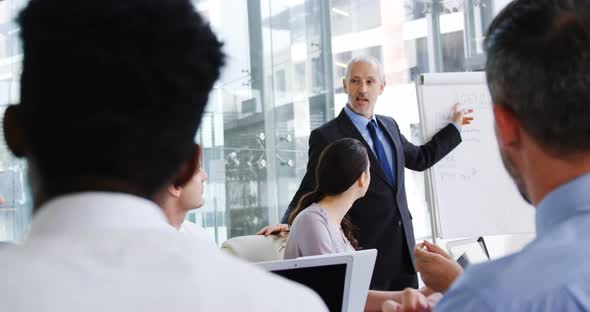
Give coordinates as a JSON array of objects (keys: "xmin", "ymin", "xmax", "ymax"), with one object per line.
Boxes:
[
  {"xmin": 344, "ymin": 104, "xmax": 377, "ymax": 130},
  {"xmin": 28, "ymin": 192, "xmax": 173, "ymax": 239},
  {"xmin": 536, "ymin": 172, "xmax": 590, "ymax": 236}
]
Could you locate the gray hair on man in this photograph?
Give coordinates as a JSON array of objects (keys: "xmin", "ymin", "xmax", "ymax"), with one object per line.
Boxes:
[{"xmin": 344, "ymin": 55, "xmax": 385, "ymax": 83}]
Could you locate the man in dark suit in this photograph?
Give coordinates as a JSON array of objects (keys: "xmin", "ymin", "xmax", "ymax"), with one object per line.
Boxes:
[{"xmin": 259, "ymin": 56, "xmax": 473, "ymax": 291}]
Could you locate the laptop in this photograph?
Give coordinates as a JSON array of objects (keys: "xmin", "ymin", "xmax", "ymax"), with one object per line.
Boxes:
[
  {"xmin": 257, "ymin": 249, "xmax": 377, "ymax": 312},
  {"xmin": 447, "ymin": 237, "xmax": 490, "ymax": 268}
]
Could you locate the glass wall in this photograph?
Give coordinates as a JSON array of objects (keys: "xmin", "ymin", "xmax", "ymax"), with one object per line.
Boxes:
[
  {"xmin": 0, "ymin": 0, "xmax": 30, "ymax": 243},
  {"xmin": 189, "ymin": 0, "xmax": 502, "ymax": 243},
  {"xmin": 2, "ymin": 0, "xmax": 511, "ymax": 243},
  {"xmin": 191, "ymin": 0, "xmax": 335, "ymax": 242},
  {"xmin": 192, "ymin": 0, "xmax": 500, "ymax": 244}
]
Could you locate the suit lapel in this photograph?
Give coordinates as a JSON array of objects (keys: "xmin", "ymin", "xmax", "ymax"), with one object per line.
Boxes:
[{"xmin": 336, "ymin": 109, "xmax": 393, "ymax": 188}]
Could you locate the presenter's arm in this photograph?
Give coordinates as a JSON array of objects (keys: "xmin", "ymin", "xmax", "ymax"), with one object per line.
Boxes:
[
  {"xmin": 280, "ymin": 129, "xmax": 328, "ymax": 223},
  {"xmin": 402, "ymin": 104, "xmax": 473, "ymax": 171},
  {"xmin": 401, "ymin": 123, "xmax": 462, "ymax": 172},
  {"xmin": 291, "ymin": 212, "xmax": 338, "ymax": 256}
]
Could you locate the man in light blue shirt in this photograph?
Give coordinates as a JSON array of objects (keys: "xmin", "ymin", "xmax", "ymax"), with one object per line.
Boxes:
[{"xmin": 383, "ymin": 0, "xmax": 590, "ymax": 311}]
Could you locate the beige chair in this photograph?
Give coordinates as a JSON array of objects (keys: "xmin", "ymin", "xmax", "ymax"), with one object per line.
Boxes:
[{"xmin": 221, "ymin": 235, "xmax": 287, "ymax": 262}]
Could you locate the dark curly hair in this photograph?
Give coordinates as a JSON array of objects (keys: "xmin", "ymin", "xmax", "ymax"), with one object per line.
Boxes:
[{"xmin": 17, "ymin": 0, "xmax": 224, "ymax": 198}]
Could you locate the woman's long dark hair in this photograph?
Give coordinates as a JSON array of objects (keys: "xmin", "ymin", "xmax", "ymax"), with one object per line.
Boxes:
[{"xmin": 288, "ymin": 138, "xmax": 369, "ymax": 248}]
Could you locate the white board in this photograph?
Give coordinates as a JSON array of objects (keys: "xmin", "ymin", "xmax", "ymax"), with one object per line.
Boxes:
[{"xmin": 416, "ymin": 72, "xmax": 535, "ymax": 239}]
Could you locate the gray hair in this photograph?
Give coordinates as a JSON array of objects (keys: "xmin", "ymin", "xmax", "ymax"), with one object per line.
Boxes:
[{"xmin": 344, "ymin": 55, "xmax": 385, "ymax": 83}]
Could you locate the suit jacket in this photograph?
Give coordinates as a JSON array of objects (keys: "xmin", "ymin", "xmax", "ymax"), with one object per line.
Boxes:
[{"xmin": 282, "ymin": 108, "xmax": 462, "ymax": 291}]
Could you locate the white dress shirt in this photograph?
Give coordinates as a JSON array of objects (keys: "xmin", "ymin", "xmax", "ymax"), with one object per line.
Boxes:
[
  {"xmin": 0, "ymin": 192, "xmax": 327, "ymax": 312},
  {"xmin": 179, "ymin": 219, "xmax": 216, "ymax": 247}
]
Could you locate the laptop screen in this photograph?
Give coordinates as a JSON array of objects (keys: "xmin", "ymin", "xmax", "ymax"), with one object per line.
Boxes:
[
  {"xmin": 271, "ymin": 263, "xmax": 347, "ymax": 312},
  {"xmin": 447, "ymin": 237, "xmax": 490, "ymax": 268}
]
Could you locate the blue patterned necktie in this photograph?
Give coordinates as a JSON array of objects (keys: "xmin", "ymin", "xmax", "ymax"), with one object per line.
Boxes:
[{"xmin": 367, "ymin": 120, "xmax": 395, "ymax": 186}]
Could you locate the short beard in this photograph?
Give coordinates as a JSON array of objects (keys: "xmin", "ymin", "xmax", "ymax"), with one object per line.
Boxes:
[{"xmin": 499, "ymin": 148, "xmax": 531, "ymax": 204}]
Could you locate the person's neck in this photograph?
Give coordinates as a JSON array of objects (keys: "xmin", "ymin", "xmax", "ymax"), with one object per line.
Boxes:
[
  {"xmin": 31, "ymin": 177, "xmax": 154, "ymax": 214},
  {"xmin": 317, "ymin": 191, "xmax": 358, "ymax": 228},
  {"xmin": 162, "ymin": 204, "xmax": 187, "ymax": 230},
  {"xmin": 346, "ymin": 103, "xmax": 373, "ymax": 119},
  {"xmin": 524, "ymin": 150, "xmax": 590, "ymax": 206}
]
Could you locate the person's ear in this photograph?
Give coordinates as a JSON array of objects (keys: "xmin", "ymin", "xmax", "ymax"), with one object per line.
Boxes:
[
  {"xmin": 357, "ymin": 171, "xmax": 368, "ymax": 189},
  {"xmin": 378, "ymin": 79, "xmax": 386, "ymax": 95},
  {"xmin": 493, "ymin": 104, "xmax": 521, "ymax": 150},
  {"xmin": 167, "ymin": 184, "xmax": 182, "ymax": 198},
  {"xmin": 172, "ymin": 144, "xmax": 200, "ymax": 188},
  {"xmin": 3, "ymin": 105, "xmax": 26, "ymax": 158},
  {"xmin": 343, "ymin": 78, "xmax": 348, "ymax": 94}
]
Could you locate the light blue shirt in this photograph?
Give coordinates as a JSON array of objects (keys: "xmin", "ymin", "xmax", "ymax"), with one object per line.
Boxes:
[
  {"xmin": 343, "ymin": 105, "xmax": 395, "ymax": 175},
  {"xmin": 436, "ymin": 172, "xmax": 590, "ymax": 311}
]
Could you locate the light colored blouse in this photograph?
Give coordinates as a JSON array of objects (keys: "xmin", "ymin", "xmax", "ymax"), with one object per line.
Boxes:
[{"xmin": 284, "ymin": 203, "xmax": 355, "ymax": 260}]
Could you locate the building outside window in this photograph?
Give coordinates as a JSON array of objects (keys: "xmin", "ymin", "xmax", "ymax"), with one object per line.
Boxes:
[
  {"xmin": 1, "ymin": 0, "xmax": 510, "ymax": 244},
  {"xmin": 191, "ymin": 0, "xmax": 501, "ymax": 244}
]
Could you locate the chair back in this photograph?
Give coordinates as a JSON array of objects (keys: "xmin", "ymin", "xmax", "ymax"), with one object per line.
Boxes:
[{"xmin": 221, "ymin": 235, "xmax": 287, "ymax": 262}]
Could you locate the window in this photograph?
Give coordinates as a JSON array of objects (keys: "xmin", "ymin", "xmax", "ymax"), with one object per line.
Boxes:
[{"xmin": 5, "ymin": 0, "xmax": 508, "ymax": 244}]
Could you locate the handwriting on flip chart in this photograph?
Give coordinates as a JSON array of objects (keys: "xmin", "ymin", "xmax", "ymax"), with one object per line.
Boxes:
[
  {"xmin": 431, "ymin": 90, "xmax": 491, "ymax": 132},
  {"xmin": 436, "ymin": 152, "xmax": 480, "ymax": 182},
  {"xmin": 417, "ymin": 72, "xmax": 535, "ymax": 238},
  {"xmin": 454, "ymin": 90, "xmax": 492, "ymax": 109},
  {"xmin": 439, "ymin": 168, "xmax": 479, "ymax": 182},
  {"xmin": 431, "ymin": 89, "xmax": 493, "ymax": 184}
]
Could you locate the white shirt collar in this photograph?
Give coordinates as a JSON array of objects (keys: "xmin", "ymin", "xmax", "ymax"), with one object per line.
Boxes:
[{"xmin": 28, "ymin": 192, "xmax": 173, "ymax": 239}]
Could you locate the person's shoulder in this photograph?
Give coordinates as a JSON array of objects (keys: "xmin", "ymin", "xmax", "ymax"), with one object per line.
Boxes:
[
  {"xmin": 238, "ymin": 263, "xmax": 327, "ymax": 310},
  {"xmin": 438, "ymin": 237, "xmax": 590, "ymax": 312},
  {"xmin": 375, "ymin": 114, "xmax": 398, "ymax": 128},
  {"xmin": 0, "ymin": 236, "xmax": 328, "ymax": 311},
  {"xmin": 180, "ymin": 220, "xmax": 217, "ymax": 246},
  {"xmin": 308, "ymin": 110, "xmax": 357, "ymax": 145},
  {"xmin": 292, "ymin": 205, "xmax": 328, "ymax": 227},
  {"xmin": 435, "ymin": 254, "xmax": 520, "ymax": 311},
  {"xmin": 189, "ymin": 245, "xmax": 327, "ymax": 311},
  {"xmin": 375, "ymin": 113, "xmax": 395, "ymax": 121},
  {"xmin": 181, "ymin": 220, "xmax": 206, "ymax": 235},
  {"xmin": 471, "ymin": 234, "xmax": 590, "ymax": 294},
  {"xmin": 312, "ymin": 116, "xmax": 340, "ymax": 137},
  {"xmin": 0, "ymin": 246, "xmax": 22, "ymax": 276},
  {"xmin": 289, "ymin": 206, "xmax": 331, "ymax": 242},
  {"xmin": 439, "ymin": 256, "xmax": 590, "ymax": 312},
  {"xmin": 0, "ymin": 243, "xmax": 56, "ymax": 301},
  {"xmin": 0, "ymin": 243, "xmax": 37, "ymax": 271}
]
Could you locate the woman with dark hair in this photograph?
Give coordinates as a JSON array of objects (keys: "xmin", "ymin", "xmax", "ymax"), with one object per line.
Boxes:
[
  {"xmin": 284, "ymin": 138, "xmax": 433, "ymax": 311},
  {"xmin": 284, "ymin": 138, "xmax": 369, "ymax": 259}
]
